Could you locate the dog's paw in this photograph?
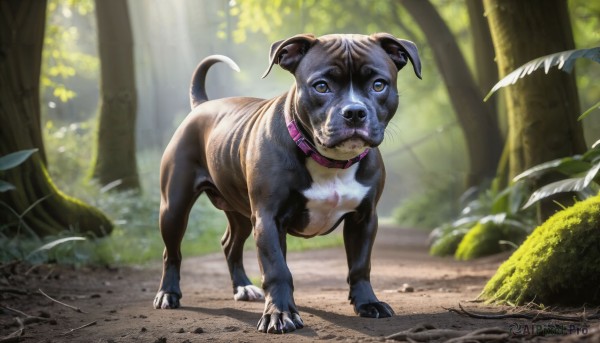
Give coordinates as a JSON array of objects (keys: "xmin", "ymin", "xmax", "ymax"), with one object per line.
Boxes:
[
  {"xmin": 356, "ymin": 301, "xmax": 395, "ymax": 318},
  {"xmin": 234, "ymin": 285, "xmax": 265, "ymax": 302},
  {"xmin": 257, "ymin": 310, "xmax": 304, "ymax": 334},
  {"xmin": 153, "ymin": 291, "xmax": 181, "ymax": 309}
]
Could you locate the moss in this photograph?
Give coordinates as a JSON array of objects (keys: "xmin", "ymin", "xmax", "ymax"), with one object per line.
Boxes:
[
  {"xmin": 481, "ymin": 194, "xmax": 600, "ymax": 306},
  {"xmin": 454, "ymin": 221, "xmax": 527, "ymax": 261},
  {"xmin": 430, "ymin": 229, "xmax": 466, "ymax": 257}
]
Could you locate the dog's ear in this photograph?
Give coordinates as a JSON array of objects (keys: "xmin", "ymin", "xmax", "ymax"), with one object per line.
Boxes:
[
  {"xmin": 371, "ymin": 33, "xmax": 422, "ymax": 79},
  {"xmin": 262, "ymin": 34, "xmax": 317, "ymax": 78}
]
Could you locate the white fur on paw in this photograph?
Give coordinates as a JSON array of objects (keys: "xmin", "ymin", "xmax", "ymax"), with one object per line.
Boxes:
[{"xmin": 234, "ymin": 285, "xmax": 265, "ymax": 301}]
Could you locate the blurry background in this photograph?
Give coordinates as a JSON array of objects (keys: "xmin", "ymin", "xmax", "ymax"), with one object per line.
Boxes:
[{"xmin": 2, "ymin": 0, "xmax": 599, "ymax": 264}]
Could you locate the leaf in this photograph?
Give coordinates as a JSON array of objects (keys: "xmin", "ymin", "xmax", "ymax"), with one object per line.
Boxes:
[
  {"xmin": 479, "ymin": 213, "xmax": 507, "ymax": 225},
  {"xmin": 0, "ymin": 149, "xmax": 38, "ymax": 171},
  {"xmin": 583, "ymin": 162, "xmax": 600, "ymax": 187},
  {"xmin": 27, "ymin": 237, "xmax": 86, "ymax": 258},
  {"xmin": 582, "ymin": 146, "xmax": 600, "ymax": 162},
  {"xmin": 578, "ymin": 100, "xmax": 600, "ymax": 121},
  {"xmin": 484, "ymin": 47, "xmax": 600, "ymax": 101},
  {"xmin": 522, "ymin": 178, "xmax": 592, "ymax": 209},
  {"xmin": 0, "ymin": 180, "xmax": 16, "ymax": 192},
  {"xmin": 513, "ymin": 156, "xmax": 589, "ymax": 181}
]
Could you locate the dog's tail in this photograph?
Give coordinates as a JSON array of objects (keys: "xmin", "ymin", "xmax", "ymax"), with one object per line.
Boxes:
[{"xmin": 190, "ymin": 55, "xmax": 240, "ymax": 109}]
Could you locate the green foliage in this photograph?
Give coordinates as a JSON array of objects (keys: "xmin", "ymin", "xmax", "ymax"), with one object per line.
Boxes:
[
  {"xmin": 428, "ymin": 181, "xmax": 536, "ymax": 259},
  {"xmin": 484, "ymin": 46, "xmax": 600, "ymax": 122},
  {"xmin": 431, "ymin": 39, "xmax": 600, "ymax": 260},
  {"xmin": 429, "ymin": 224, "xmax": 467, "ymax": 257},
  {"xmin": 484, "ymin": 47, "xmax": 600, "ymax": 101},
  {"xmin": 0, "ymin": 149, "xmax": 38, "ymax": 192},
  {"xmin": 515, "ymin": 144, "xmax": 600, "ymax": 209},
  {"xmin": 42, "ymin": 0, "xmax": 98, "ymax": 103},
  {"xmin": 481, "ymin": 193, "xmax": 600, "ymax": 306},
  {"xmin": 454, "ymin": 220, "xmax": 527, "ymax": 261}
]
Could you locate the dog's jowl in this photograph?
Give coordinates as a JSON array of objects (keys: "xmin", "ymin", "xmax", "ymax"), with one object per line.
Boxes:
[{"xmin": 154, "ymin": 33, "xmax": 421, "ymax": 334}]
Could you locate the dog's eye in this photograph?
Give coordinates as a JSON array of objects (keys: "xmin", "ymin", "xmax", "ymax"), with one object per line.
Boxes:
[
  {"xmin": 372, "ymin": 80, "xmax": 387, "ymax": 92},
  {"xmin": 313, "ymin": 82, "xmax": 330, "ymax": 93}
]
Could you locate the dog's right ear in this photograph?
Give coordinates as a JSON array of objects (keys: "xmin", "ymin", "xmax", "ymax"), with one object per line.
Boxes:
[{"xmin": 262, "ymin": 34, "xmax": 317, "ymax": 78}]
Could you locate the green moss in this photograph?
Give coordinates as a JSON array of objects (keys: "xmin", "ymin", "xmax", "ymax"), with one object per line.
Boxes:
[
  {"xmin": 454, "ymin": 221, "xmax": 527, "ymax": 261},
  {"xmin": 481, "ymin": 194, "xmax": 600, "ymax": 306},
  {"xmin": 430, "ymin": 229, "xmax": 466, "ymax": 257}
]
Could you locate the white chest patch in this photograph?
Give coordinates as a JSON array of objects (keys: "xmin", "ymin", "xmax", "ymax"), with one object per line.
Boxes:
[{"xmin": 299, "ymin": 159, "xmax": 370, "ymax": 237}]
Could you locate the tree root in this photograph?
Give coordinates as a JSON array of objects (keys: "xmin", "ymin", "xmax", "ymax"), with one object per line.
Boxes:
[
  {"xmin": 386, "ymin": 323, "xmax": 510, "ymax": 342},
  {"xmin": 446, "ymin": 303, "xmax": 600, "ymax": 322}
]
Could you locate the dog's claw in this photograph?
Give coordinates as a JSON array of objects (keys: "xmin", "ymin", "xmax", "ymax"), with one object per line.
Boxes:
[
  {"xmin": 257, "ymin": 311, "xmax": 303, "ymax": 334},
  {"xmin": 234, "ymin": 285, "xmax": 265, "ymax": 301},
  {"xmin": 153, "ymin": 291, "xmax": 181, "ymax": 309},
  {"xmin": 356, "ymin": 301, "xmax": 394, "ymax": 318}
]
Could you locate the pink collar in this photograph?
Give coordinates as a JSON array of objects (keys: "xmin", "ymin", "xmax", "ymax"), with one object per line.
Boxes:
[{"xmin": 286, "ymin": 118, "xmax": 369, "ymax": 169}]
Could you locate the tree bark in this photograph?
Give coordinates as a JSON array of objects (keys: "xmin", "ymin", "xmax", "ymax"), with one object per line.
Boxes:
[
  {"xmin": 0, "ymin": 0, "xmax": 112, "ymax": 237},
  {"xmin": 400, "ymin": 0, "xmax": 503, "ymax": 187},
  {"xmin": 92, "ymin": 0, "xmax": 140, "ymax": 190},
  {"xmin": 484, "ymin": 0, "xmax": 587, "ymax": 219},
  {"xmin": 465, "ymin": 0, "xmax": 498, "ymax": 121}
]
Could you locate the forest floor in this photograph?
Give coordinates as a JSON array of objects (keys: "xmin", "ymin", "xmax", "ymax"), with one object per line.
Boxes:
[{"xmin": 1, "ymin": 225, "xmax": 599, "ymax": 342}]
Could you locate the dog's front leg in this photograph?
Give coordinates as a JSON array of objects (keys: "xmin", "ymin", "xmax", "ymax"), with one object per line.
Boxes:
[
  {"xmin": 253, "ymin": 212, "xmax": 304, "ymax": 333},
  {"xmin": 343, "ymin": 211, "xmax": 395, "ymax": 318}
]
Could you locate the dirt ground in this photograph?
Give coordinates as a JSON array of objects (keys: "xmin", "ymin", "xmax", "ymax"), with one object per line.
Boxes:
[{"xmin": 1, "ymin": 225, "xmax": 599, "ymax": 342}]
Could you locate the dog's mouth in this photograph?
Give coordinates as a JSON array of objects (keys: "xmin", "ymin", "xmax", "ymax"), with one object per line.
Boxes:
[{"xmin": 314, "ymin": 129, "xmax": 373, "ymax": 160}]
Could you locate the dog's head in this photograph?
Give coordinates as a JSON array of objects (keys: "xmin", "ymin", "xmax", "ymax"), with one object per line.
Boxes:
[{"xmin": 264, "ymin": 33, "xmax": 421, "ymax": 161}]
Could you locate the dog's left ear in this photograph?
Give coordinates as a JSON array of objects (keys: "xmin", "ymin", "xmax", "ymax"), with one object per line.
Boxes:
[
  {"xmin": 371, "ymin": 33, "xmax": 422, "ymax": 79},
  {"xmin": 262, "ymin": 34, "xmax": 317, "ymax": 78}
]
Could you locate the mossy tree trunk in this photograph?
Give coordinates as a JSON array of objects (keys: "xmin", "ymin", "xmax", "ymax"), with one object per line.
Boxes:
[
  {"xmin": 0, "ymin": 0, "xmax": 112, "ymax": 237},
  {"xmin": 484, "ymin": 0, "xmax": 587, "ymax": 219},
  {"xmin": 401, "ymin": 0, "xmax": 504, "ymax": 187},
  {"xmin": 92, "ymin": 0, "xmax": 140, "ymax": 191}
]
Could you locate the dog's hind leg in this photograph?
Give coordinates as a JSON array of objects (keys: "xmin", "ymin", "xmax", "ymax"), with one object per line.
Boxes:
[
  {"xmin": 154, "ymin": 158, "xmax": 202, "ymax": 310},
  {"xmin": 222, "ymin": 211, "xmax": 264, "ymax": 301}
]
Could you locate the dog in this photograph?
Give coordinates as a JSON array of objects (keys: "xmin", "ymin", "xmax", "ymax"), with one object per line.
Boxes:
[{"xmin": 153, "ymin": 33, "xmax": 421, "ymax": 334}]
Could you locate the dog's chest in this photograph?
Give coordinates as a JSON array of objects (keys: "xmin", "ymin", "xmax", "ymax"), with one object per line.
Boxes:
[{"xmin": 297, "ymin": 160, "xmax": 369, "ymax": 237}]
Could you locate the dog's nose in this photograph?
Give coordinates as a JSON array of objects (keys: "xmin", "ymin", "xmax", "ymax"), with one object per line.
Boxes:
[{"xmin": 341, "ymin": 104, "xmax": 367, "ymax": 125}]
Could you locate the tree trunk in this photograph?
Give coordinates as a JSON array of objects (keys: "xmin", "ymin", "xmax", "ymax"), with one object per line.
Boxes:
[
  {"xmin": 465, "ymin": 0, "xmax": 498, "ymax": 121},
  {"xmin": 484, "ymin": 0, "xmax": 587, "ymax": 219},
  {"xmin": 0, "ymin": 0, "xmax": 112, "ymax": 237},
  {"xmin": 400, "ymin": 0, "xmax": 503, "ymax": 187},
  {"xmin": 92, "ymin": 0, "xmax": 140, "ymax": 190}
]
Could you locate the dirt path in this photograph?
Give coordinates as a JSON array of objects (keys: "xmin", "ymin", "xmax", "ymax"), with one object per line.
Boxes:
[{"xmin": 1, "ymin": 225, "xmax": 598, "ymax": 342}]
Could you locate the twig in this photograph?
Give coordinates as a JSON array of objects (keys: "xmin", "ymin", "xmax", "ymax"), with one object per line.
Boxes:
[
  {"xmin": 42, "ymin": 267, "xmax": 54, "ymax": 280},
  {"xmin": 1, "ymin": 305, "xmax": 30, "ymax": 317},
  {"xmin": 0, "ymin": 287, "xmax": 28, "ymax": 295},
  {"xmin": 446, "ymin": 303, "xmax": 600, "ymax": 322},
  {"xmin": 0, "ymin": 317, "xmax": 24, "ymax": 343},
  {"xmin": 60, "ymin": 321, "xmax": 97, "ymax": 336},
  {"xmin": 38, "ymin": 288, "xmax": 85, "ymax": 313},
  {"xmin": 24, "ymin": 264, "xmax": 42, "ymax": 276},
  {"xmin": 1, "ymin": 305, "xmax": 56, "ymax": 327}
]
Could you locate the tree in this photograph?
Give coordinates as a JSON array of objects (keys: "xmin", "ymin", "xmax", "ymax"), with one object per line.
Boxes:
[
  {"xmin": 92, "ymin": 0, "xmax": 140, "ymax": 190},
  {"xmin": 465, "ymin": 0, "xmax": 498, "ymax": 122},
  {"xmin": 401, "ymin": 0, "xmax": 503, "ymax": 186},
  {"xmin": 0, "ymin": 0, "xmax": 112, "ymax": 237},
  {"xmin": 484, "ymin": 0, "xmax": 587, "ymax": 218}
]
